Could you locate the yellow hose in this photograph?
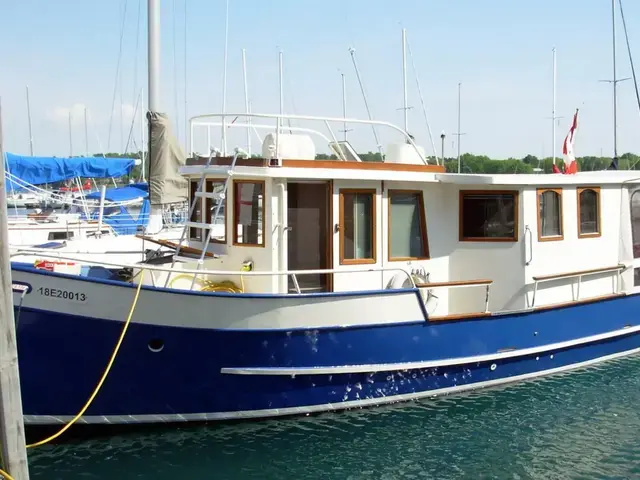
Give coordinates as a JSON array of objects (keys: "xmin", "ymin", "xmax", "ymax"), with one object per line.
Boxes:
[
  {"xmin": 0, "ymin": 467, "xmax": 14, "ymax": 480},
  {"xmin": 26, "ymin": 271, "xmax": 145, "ymax": 448},
  {"xmin": 167, "ymin": 273, "xmax": 245, "ymax": 293}
]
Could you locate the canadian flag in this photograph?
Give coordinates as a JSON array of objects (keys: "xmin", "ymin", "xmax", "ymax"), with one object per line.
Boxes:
[{"xmin": 562, "ymin": 109, "xmax": 579, "ymax": 174}]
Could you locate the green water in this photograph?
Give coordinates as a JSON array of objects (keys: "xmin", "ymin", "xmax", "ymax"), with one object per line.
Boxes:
[{"xmin": 27, "ymin": 355, "xmax": 640, "ymax": 479}]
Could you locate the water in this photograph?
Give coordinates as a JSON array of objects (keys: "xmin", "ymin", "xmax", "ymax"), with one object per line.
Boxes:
[{"xmin": 28, "ymin": 355, "xmax": 640, "ymax": 479}]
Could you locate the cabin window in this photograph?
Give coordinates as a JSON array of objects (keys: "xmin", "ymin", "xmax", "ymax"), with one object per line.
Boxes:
[
  {"xmin": 205, "ymin": 180, "xmax": 226, "ymax": 243},
  {"xmin": 537, "ymin": 188, "xmax": 563, "ymax": 241},
  {"xmin": 189, "ymin": 180, "xmax": 202, "ymax": 241},
  {"xmin": 577, "ymin": 187, "xmax": 601, "ymax": 237},
  {"xmin": 233, "ymin": 180, "xmax": 265, "ymax": 247},
  {"xmin": 459, "ymin": 191, "xmax": 518, "ymax": 241},
  {"xmin": 388, "ymin": 190, "xmax": 429, "ymax": 260},
  {"xmin": 339, "ymin": 189, "xmax": 376, "ymax": 264},
  {"xmin": 48, "ymin": 231, "xmax": 74, "ymax": 241}
]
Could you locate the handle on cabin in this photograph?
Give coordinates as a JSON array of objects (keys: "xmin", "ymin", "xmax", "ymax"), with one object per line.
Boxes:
[{"xmin": 525, "ymin": 225, "xmax": 533, "ymax": 266}]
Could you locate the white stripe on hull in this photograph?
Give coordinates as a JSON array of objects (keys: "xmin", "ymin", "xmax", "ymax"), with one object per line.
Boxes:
[{"xmin": 23, "ymin": 345, "xmax": 640, "ymax": 426}]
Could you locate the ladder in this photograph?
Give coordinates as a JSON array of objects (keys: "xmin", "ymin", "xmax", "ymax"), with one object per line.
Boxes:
[{"xmin": 164, "ymin": 148, "xmax": 241, "ymax": 289}]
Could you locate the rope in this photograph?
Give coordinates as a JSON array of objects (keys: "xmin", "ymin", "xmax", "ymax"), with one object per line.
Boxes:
[{"xmin": 25, "ymin": 271, "xmax": 145, "ymax": 448}]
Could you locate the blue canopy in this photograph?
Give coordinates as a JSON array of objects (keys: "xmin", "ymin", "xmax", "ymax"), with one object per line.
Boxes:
[
  {"xmin": 85, "ymin": 184, "xmax": 149, "ymax": 202},
  {"xmin": 5, "ymin": 153, "xmax": 136, "ymax": 185}
]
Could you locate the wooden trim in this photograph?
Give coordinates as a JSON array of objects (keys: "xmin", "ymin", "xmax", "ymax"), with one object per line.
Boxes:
[
  {"xmin": 532, "ymin": 264, "xmax": 624, "ymax": 282},
  {"xmin": 187, "ymin": 156, "xmax": 445, "ymax": 173},
  {"xmin": 536, "ymin": 188, "xmax": 564, "ymax": 242},
  {"xmin": 327, "ymin": 180, "xmax": 334, "ymax": 292},
  {"xmin": 534, "ymin": 293, "xmax": 625, "ymax": 311},
  {"xmin": 232, "ymin": 179, "xmax": 266, "ymax": 248},
  {"xmin": 458, "ymin": 190, "xmax": 519, "ymax": 242},
  {"xmin": 205, "ymin": 179, "xmax": 227, "ymax": 244},
  {"xmin": 135, "ymin": 235, "xmax": 215, "ymax": 258},
  {"xmin": 387, "ymin": 189, "xmax": 430, "ymax": 262},
  {"xmin": 577, "ymin": 186, "xmax": 602, "ymax": 238},
  {"xmin": 188, "ymin": 180, "xmax": 202, "ymax": 241},
  {"xmin": 338, "ymin": 188, "xmax": 377, "ymax": 265},
  {"xmin": 429, "ymin": 312, "xmax": 492, "ymax": 321},
  {"xmin": 415, "ymin": 279, "xmax": 492, "ymax": 288}
]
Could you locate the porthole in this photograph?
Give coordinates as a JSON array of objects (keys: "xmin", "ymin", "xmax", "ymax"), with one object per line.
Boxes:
[
  {"xmin": 490, "ymin": 363, "xmax": 497, "ymax": 371},
  {"xmin": 148, "ymin": 339, "xmax": 164, "ymax": 353}
]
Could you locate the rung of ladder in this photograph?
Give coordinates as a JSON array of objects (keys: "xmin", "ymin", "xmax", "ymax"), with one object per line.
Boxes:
[
  {"xmin": 185, "ymin": 221, "xmax": 213, "ymax": 230},
  {"xmin": 172, "ymin": 254, "xmax": 205, "ymax": 264},
  {"xmin": 195, "ymin": 191, "xmax": 223, "ymax": 199}
]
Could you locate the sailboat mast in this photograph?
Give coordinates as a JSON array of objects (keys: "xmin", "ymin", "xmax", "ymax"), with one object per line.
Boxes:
[
  {"xmin": 552, "ymin": 47, "xmax": 557, "ymax": 166},
  {"xmin": 612, "ymin": 0, "xmax": 619, "ymax": 160},
  {"xmin": 148, "ymin": 0, "xmax": 160, "ymax": 114}
]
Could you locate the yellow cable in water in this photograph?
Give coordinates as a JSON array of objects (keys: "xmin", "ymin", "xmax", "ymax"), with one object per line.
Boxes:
[
  {"xmin": 26, "ymin": 271, "xmax": 145, "ymax": 448},
  {"xmin": 0, "ymin": 467, "xmax": 15, "ymax": 480}
]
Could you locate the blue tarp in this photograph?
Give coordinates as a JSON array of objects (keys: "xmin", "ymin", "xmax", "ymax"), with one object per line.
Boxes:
[
  {"xmin": 5, "ymin": 153, "xmax": 136, "ymax": 185},
  {"xmin": 85, "ymin": 184, "xmax": 149, "ymax": 202},
  {"xmin": 101, "ymin": 199, "xmax": 150, "ymax": 235}
]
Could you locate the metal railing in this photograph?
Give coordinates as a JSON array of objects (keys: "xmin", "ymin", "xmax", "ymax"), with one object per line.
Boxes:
[
  {"xmin": 188, "ymin": 112, "xmax": 433, "ymax": 166},
  {"xmin": 415, "ymin": 279, "xmax": 493, "ymax": 314},
  {"xmin": 530, "ymin": 265, "xmax": 625, "ymax": 307}
]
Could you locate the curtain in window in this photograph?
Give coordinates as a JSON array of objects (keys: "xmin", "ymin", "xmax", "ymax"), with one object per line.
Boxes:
[
  {"xmin": 539, "ymin": 190, "xmax": 561, "ymax": 237},
  {"xmin": 390, "ymin": 192, "xmax": 424, "ymax": 258},
  {"xmin": 344, "ymin": 193, "xmax": 373, "ymax": 259}
]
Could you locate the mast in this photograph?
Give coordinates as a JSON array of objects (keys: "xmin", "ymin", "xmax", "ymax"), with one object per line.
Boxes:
[
  {"xmin": 84, "ymin": 107, "xmax": 89, "ymax": 157},
  {"xmin": 341, "ymin": 72, "xmax": 349, "ymax": 142},
  {"xmin": 242, "ymin": 48, "xmax": 251, "ymax": 155},
  {"xmin": 221, "ymin": 0, "xmax": 229, "ymax": 155},
  {"xmin": 552, "ymin": 47, "xmax": 557, "ymax": 166},
  {"xmin": 456, "ymin": 82, "xmax": 461, "ymax": 173},
  {"xmin": 401, "ymin": 28, "xmax": 409, "ymax": 133},
  {"xmin": 25, "ymin": 85, "xmax": 34, "ymax": 156},
  {"xmin": 613, "ymin": 0, "xmax": 618, "ymax": 160},
  {"xmin": 148, "ymin": 0, "xmax": 160, "ymax": 114},
  {"xmin": 68, "ymin": 111, "xmax": 73, "ymax": 157}
]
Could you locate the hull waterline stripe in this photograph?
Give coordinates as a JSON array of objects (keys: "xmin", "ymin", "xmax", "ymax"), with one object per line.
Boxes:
[
  {"xmin": 220, "ymin": 324, "xmax": 640, "ymax": 376},
  {"xmin": 23, "ymin": 346, "xmax": 640, "ymax": 425}
]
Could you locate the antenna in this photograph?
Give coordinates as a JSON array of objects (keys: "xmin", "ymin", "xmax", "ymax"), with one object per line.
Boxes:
[
  {"xmin": 398, "ymin": 28, "xmax": 412, "ymax": 133},
  {"xmin": 348, "ymin": 47, "xmax": 383, "ymax": 156},
  {"xmin": 453, "ymin": 82, "xmax": 466, "ymax": 173}
]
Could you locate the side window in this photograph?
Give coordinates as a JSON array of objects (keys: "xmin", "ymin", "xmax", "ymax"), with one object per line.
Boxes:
[
  {"xmin": 459, "ymin": 191, "xmax": 518, "ymax": 241},
  {"xmin": 577, "ymin": 187, "xmax": 601, "ymax": 238},
  {"xmin": 233, "ymin": 180, "xmax": 265, "ymax": 247},
  {"xmin": 205, "ymin": 180, "xmax": 226, "ymax": 243},
  {"xmin": 388, "ymin": 190, "xmax": 429, "ymax": 261},
  {"xmin": 189, "ymin": 180, "xmax": 202, "ymax": 241},
  {"xmin": 537, "ymin": 188, "xmax": 563, "ymax": 241},
  {"xmin": 339, "ymin": 189, "xmax": 376, "ymax": 264},
  {"xmin": 48, "ymin": 231, "xmax": 74, "ymax": 241}
]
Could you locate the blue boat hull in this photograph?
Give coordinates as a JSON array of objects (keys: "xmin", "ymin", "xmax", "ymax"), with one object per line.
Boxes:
[{"xmin": 15, "ymin": 293, "xmax": 640, "ymax": 424}]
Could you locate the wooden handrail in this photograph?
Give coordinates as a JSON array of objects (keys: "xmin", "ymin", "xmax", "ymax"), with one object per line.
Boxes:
[
  {"xmin": 415, "ymin": 279, "xmax": 492, "ymax": 288},
  {"xmin": 532, "ymin": 264, "xmax": 624, "ymax": 282},
  {"xmin": 135, "ymin": 234, "xmax": 216, "ymax": 258}
]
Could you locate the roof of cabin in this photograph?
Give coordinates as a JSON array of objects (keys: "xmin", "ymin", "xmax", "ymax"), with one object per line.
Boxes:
[{"xmin": 181, "ymin": 156, "xmax": 640, "ymax": 186}]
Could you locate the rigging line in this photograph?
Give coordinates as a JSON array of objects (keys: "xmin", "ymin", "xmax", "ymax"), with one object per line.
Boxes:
[
  {"xmin": 124, "ymin": 90, "xmax": 142, "ymax": 153},
  {"xmin": 107, "ymin": 0, "xmax": 129, "ymax": 152},
  {"xmin": 172, "ymin": 0, "xmax": 180, "ymax": 144},
  {"xmin": 406, "ymin": 34, "xmax": 438, "ymax": 160}
]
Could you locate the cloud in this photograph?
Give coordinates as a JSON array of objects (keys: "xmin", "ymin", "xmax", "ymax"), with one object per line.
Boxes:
[{"xmin": 46, "ymin": 103, "xmax": 87, "ymax": 125}]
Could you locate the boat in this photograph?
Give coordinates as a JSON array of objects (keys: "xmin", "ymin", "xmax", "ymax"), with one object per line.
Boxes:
[{"xmin": 8, "ymin": 106, "xmax": 640, "ymax": 425}]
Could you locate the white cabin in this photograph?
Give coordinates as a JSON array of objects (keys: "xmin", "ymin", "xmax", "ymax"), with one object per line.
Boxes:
[{"xmin": 153, "ymin": 114, "xmax": 640, "ymax": 320}]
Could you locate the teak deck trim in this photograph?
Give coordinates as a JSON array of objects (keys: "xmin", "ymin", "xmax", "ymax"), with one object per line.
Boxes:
[{"xmin": 187, "ymin": 156, "xmax": 445, "ymax": 173}]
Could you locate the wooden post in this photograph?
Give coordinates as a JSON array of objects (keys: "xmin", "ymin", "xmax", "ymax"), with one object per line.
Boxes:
[{"xmin": 0, "ymin": 97, "xmax": 31, "ymax": 478}]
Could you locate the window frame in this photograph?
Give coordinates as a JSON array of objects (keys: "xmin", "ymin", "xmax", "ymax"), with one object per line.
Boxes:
[
  {"xmin": 205, "ymin": 179, "xmax": 227, "ymax": 244},
  {"xmin": 577, "ymin": 186, "xmax": 602, "ymax": 239},
  {"xmin": 188, "ymin": 179, "xmax": 202, "ymax": 241},
  {"xmin": 232, "ymin": 179, "xmax": 266, "ymax": 248},
  {"xmin": 536, "ymin": 188, "xmax": 564, "ymax": 242},
  {"xmin": 458, "ymin": 190, "xmax": 519, "ymax": 242},
  {"xmin": 387, "ymin": 189, "xmax": 430, "ymax": 261},
  {"xmin": 339, "ymin": 188, "xmax": 377, "ymax": 265}
]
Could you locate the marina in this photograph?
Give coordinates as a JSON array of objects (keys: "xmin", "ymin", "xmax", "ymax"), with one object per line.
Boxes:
[{"xmin": 3, "ymin": 0, "xmax": 640, "ymax": 478}]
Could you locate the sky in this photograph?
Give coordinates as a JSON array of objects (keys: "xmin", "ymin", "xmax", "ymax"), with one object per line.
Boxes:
[{"xmin": 1, "ymin": 0, "xmax": 640, "ymax": 160}]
